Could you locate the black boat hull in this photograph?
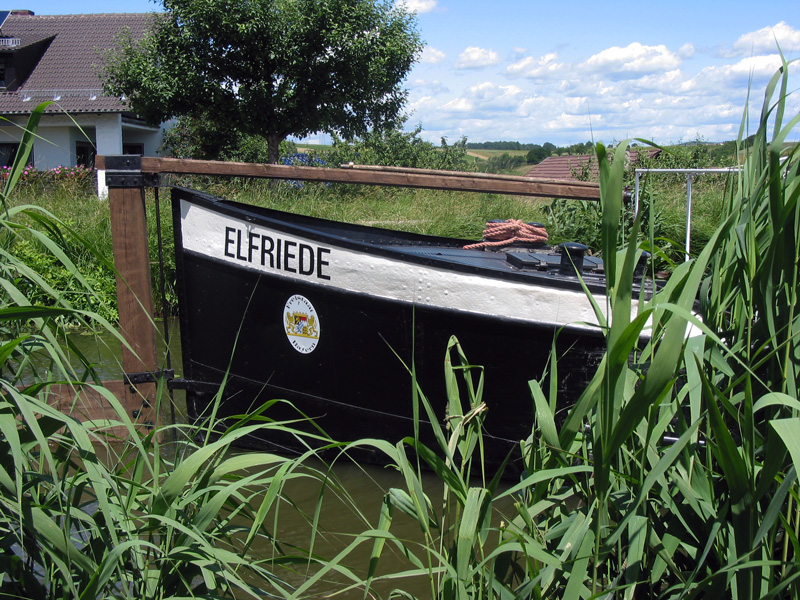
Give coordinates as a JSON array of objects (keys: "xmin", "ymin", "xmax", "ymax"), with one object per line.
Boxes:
[{"xmin": 172, "ymin": 188, "xmax": 607, "ymax": 471}]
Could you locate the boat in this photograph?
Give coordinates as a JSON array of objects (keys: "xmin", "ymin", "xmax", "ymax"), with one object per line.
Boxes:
[{"xmin": 171, "ymin": 185, "xmax": 618, "ymax": 471}]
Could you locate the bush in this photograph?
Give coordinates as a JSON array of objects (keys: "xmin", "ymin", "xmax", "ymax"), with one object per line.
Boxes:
[
  {"xmin": 2, "ymin": 165, "xmax": 96, "ymax": 196},
  {"xmin": 477, "ymin": 152, "xmax": 526, "ymax": 173},
  {"xmin": 315, "ymin": 124, "xmax": 469, "ymax": 171}
]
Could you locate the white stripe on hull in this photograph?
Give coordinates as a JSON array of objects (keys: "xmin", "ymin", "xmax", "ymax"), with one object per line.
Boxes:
[{"xmin": 180, "ymin": 200, "xmax": 609, "ymax": 332}]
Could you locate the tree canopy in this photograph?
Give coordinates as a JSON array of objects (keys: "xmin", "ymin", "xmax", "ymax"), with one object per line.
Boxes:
[{"xmin": 103, "ymin": 0, "xmax": 423, "ymax": 162}]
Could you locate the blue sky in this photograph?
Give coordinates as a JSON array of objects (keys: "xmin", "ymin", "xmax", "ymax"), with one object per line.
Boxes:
[{"xmin": 23, "ymin": 0, "xmax": 800, "ymax": 146}]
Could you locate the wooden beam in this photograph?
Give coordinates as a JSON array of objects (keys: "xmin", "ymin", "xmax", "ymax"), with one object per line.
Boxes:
[
  {"xmin": 46, "ymin": 381, "xmax": 156, "ymax": 438},
  {"xmin": 107, "ymin": 184, "xmax": 159, "ymax": 428},
  {"xmin": 97, "ymin": 156, "xmax": 601, "ymax": 201}
]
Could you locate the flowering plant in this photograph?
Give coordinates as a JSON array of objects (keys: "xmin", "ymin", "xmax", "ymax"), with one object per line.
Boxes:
[{"xmin": 0, "ymin": 164, "xmax": 94, "ymax": 182}]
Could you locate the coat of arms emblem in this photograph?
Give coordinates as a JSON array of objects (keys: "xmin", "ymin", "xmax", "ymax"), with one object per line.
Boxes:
[{"xmin": 283, "ymin": 295, "xmax": 320, "ymax": 353}]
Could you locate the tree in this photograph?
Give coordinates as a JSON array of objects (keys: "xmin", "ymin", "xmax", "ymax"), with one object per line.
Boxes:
[
  {"xmin": 159, "ymin": 115, "xmax": 297, "ymax": 162},
  {"xmin": 103, "ymin": 0, "xmax": 422, "ymax": 163},
  {"xmin": 526, "ymin": 145, "xmax": 547, "ymax": 164}
]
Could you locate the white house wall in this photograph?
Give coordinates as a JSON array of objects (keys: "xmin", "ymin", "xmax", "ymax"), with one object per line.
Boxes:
[
  {"xmin": 94, "ymin": 113, "xmax": 123, "ymax": 159},
  {"xmin": 0, "ymin": 112, "xmax": 167, "ymax": 195},
  {"xmin": 122, "ymin": 118, "xmax": 167, "ymax": 156},
  {"xmin": 35, "ymin": 125, "xmax": 73, "ymax": 168}
]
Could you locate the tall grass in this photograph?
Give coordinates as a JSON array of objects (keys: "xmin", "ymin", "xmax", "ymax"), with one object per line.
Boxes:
[
  {"xmin": 0, "ymin": 106, "xmax": 362, "ymax": 598},
  {"xmin": 335, "ymin": 61, "xmax": 800, "ymax": 599}
]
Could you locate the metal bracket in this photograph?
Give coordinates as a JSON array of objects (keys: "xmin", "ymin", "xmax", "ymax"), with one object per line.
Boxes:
[
  {"xmin": 104, "ymin": 154, "xmax": 160, "ymax": 188},
  {"xmin": 124, "ymin": 368, "xmax": 174, "ymax": 427},
  {"xmin": 124, "ymin": 369, "xmax": 175, "ymax": 393}
]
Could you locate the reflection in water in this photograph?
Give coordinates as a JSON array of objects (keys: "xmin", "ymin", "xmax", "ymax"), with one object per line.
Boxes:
[
  {"xmin": 61, "ymin": 321, "xmax": 516, "ymax": 597},
  {"xmin": 63, "ymin": 318, "xmax": 182, "ymax": 383},
  {"xmin": 264, "ymin": 457, "xmax": 440, "ymax": 597},
  {"xmin": 253, "ymin": 456, "xmax": 517, "ymax": 598}
]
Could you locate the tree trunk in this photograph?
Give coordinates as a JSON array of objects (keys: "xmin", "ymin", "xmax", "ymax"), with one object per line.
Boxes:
[{"xmin": 267, "ymin": 134, "xmax": 283, "ymax": 164}]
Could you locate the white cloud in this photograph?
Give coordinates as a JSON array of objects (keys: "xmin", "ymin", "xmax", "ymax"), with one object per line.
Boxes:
[
  {"xmin": 455, "ymin": 46, "xmax": 501, "ymax": 69},
  {"xmin": 684, "ymin": 54, "xmax": 787, "ymax": 92},
  {"xmin": 677, "ymin": 43, "xmax": 695, "ymax": 59},
  {"xmin": 441, "ymin": 97, "xmax": 474, "ymax": 112},
  {"xmin": 627, "ymin": 69, "xmax": 684, "ymax": 93},
  {"xmin": 541, "ymin": 112, "xmax": 597, "ymax": 132},
  {"xmin": 407, "ymin": 95, "xmax": 439, "ymax": 114},
  {"xmin": 467, "ymin": 81, "xmax": 523, "ymax": 105},
  {"xmin": 395, "ymin": 0, "xmax": 438, "ymax": 14},
  {"xmin": 726, "ymin": 54, "xmax": 787, "ymax": 79},
  {"xmin": 583, "ymin": 42, "xmax": 682, "ymax": 77},
  {"xmin": 727, "ymin": 21, "xmax": 800, "ymax": 57},
  {"xmin": 505, "ymin": 52, "xmax": 564, "ymax": 79},
  {"xmin": 420, "ymin": 46, "xmax": 446, "ymax": 64},
  {"xmin": 405, "ymin": 18, "xmax": 800, "ymax": 147},
  {"xmin": 411, "ymin": 78, "xmax": 448, "ymax": 93}
]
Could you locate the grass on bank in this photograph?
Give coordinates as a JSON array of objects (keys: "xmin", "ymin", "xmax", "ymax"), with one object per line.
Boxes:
[{"xmin": 5, "ymin": 152, "xmax": 735, "ymax": 322}]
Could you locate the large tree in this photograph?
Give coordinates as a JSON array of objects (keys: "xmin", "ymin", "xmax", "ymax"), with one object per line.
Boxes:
[{"xmin": 103, "ymin": 0, "xmax": 422, "ymax": 163}]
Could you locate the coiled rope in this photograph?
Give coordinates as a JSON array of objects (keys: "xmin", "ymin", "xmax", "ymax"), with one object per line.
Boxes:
[{"xmin": 463, "ymin": 219, "xmax": 548, "ymax": 250}]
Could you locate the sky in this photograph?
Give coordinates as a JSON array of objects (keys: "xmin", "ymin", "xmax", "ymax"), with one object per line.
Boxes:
[{"xmin": 22, "ymin": 0, "xmax": 800, "ymax": 147}]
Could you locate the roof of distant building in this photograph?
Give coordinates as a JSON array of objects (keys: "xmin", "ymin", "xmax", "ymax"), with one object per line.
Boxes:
[
  {"xmin": 526, "ymin": 155, "xmax": 599, "ymax": 181},
  {"xmin": 525, "ymin": 147, "xmax": 662, "ymax": 181},
  {"xmin": 0, "ymin": 11, "xmax": 155, "ymax": 115}
]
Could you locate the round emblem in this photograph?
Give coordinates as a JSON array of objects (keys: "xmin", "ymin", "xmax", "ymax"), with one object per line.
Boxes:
[{"xmin": 283, "ymin": 294, "xmax": 320, "ymax": 354}]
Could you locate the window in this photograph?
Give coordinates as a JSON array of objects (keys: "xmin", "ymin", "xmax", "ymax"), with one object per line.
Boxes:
[
  {"xmin": 0, "ymin": 142, "xmax": 18, "ymax": 167},
  {"xmin": 0, "ymin": 142, "xmax": 32, "ymax": 168},
  {"xmin": 76, "ymin": 142, "xmax": 94, "ymax": 167},
  {"xmin": 123, "ymin": 143, "xmax": 144, "ymax": 155}
]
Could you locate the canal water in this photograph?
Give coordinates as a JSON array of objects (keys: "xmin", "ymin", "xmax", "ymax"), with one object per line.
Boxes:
[{"xmin": 63, "ymin": 322, "xmax": 518, "ymax": 598}]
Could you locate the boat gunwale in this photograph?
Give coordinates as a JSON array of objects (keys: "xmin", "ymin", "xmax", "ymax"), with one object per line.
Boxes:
[{"xmin": 172, "ymin": 186, "xmax": 610, "ymax": 296}]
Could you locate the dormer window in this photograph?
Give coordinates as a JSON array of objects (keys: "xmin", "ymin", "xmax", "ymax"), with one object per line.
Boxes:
[{"xmin": 0, "ymin": 56, "xmax": 17, "ymax": 91}]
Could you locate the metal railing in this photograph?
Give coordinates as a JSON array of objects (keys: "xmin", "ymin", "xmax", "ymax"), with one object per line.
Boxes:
[{"xmin": 633, "ymin": 167, "xmax": 740, "ymax": 261}]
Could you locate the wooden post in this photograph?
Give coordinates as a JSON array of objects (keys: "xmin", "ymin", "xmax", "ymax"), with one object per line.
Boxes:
[{"xmin": 105, "ymin": 156, "xmax": 160, "ymax": 429}]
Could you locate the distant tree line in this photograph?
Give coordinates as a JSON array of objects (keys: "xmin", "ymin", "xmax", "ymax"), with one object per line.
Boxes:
[
  {"xmin": 466, "ymin": 139, "xmax": 761, "ymax": 167},
  {"xmin": 466, "ymin": 140, "xmax": 595, "ymax": 164}
]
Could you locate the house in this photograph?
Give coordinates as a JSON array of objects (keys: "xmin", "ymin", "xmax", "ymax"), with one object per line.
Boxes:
[
  {"xmin": 0, "ymin": 10, "xmax": 166, "ymax": 195},
  {"xmin": 525, "ymin": 147, "xmax": 662, "ymax": 182}
]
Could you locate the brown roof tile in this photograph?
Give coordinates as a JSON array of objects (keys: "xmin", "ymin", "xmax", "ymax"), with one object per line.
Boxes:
[
  {"xmin": 526, "ymin": 155, "xmax": 599, "ymax": 181},
  {"xmin": 0, "ymin": 12, "xmax": 156, "ymax": 115},
  {"xmin": 525, "ymin": 147, "xmax": 662, "ymax": 181}
]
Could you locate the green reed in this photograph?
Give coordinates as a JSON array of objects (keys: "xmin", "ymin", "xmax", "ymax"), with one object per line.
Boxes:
[
  {"xmin": 0, "ymin": 105, "xmax": 362, "ymax": 598},
  {"xmin": 1, "ymin": 59, "xmax": 798, "ymax": 598},
  {"xmin": 337, "ymin": 60, "xmax": 800, "ymax": 599}
]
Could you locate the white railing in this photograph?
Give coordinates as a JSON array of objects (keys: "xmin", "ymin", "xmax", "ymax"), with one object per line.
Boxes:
[{"xmin": 633, "ymin": 168, "xmax": 740, "ymax": 261}]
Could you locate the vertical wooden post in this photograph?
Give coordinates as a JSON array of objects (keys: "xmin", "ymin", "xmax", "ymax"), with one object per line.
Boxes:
[{"xmin": 105, "ymin": 156, "xmax": 159, "ymax": 429}]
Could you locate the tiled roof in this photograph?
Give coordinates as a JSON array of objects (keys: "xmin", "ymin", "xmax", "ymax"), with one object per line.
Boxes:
[
  {"xmin": 0, "ymin": 12, "xmax": 156, "ymax": 115},
  {"xmin": 628, "ymin": 147, "xmax": 662, "ymax": 164},
  {"xmin": 525, "ymin": 148, "xmax": 662, "ymax": 181},
  {"xmin": 526, "ymin": 155, "xmax": 599, "ymax": 181}
]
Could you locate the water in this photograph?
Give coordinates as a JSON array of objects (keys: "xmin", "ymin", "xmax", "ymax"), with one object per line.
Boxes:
[
  {"xmin": 65, "ymin": 319, "xmax": 183, "ymax": 383},
  {"xmin": 63, "ymin": 322, "xmax": 515, "ymax": 598}
]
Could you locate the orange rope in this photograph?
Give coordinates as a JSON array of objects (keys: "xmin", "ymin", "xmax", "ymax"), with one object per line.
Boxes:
[{"xmin": 463, "ymin": 219, "xmax": 548, "ymax": 249}]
